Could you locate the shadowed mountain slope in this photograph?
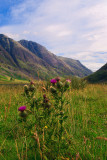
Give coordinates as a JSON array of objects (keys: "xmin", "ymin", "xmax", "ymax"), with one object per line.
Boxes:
[
  {"xmin": 85, "ymin": 63, "xmax": 107, "ymax": 83},
  {"xmin": 0, "ymin": 34, "xmax": 56, "ymax": 79}
]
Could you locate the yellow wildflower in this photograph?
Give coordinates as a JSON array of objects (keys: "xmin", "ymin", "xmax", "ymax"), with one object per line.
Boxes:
[{"xmin": 44, "ymin": 126, "xmax": 48, "ymax": 129}]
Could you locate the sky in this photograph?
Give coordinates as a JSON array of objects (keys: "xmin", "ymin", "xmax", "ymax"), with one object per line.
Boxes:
[{"xmin": 0, "ymin": 0, "xmax": 107, "ymax": 71}]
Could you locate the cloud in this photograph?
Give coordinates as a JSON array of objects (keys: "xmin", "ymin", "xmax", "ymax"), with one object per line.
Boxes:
[
  {"xmin": 82, "ymin": 62, "xmax": 104, "ymax": 72},
  {"xmin": 0, "ymin": 0, "xmax": 107, "ymax": 71},
  {"xmin": 5, "ymin": 33, "xmax": 20, "ymax": 39}
]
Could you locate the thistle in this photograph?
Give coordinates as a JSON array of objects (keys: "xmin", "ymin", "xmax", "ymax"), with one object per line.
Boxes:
[
  {"xmin": 18, "ymin": 106, "xmax": 28, "ymax": 118},
  {"xmin": 50, "ymin": 79, "xmax": 57, "ymax": 85}
]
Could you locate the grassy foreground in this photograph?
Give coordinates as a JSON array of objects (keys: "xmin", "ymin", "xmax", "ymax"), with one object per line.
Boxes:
[{"xmin": 0, "ymin": 82, "xmax": 107, "ymax": 160}]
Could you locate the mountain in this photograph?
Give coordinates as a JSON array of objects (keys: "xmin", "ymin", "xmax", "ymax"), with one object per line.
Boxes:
[
  {"xmin": 19, "ymin": 40, "xmax": 74, "ymax": 75},
  {"xmin": 85, "ymin": 63, "xmax": 107, "ymax": 83},
  {"xmin": 59, "ymin": 56, "xmax": 92, "ymax": 77},
  {"xmin": 0, "ymin": 34, "xmax": 92, "ymax": 80},
  {"xmin": 19, "ymin": 40, "xmax": 92, "ymax": 77}
]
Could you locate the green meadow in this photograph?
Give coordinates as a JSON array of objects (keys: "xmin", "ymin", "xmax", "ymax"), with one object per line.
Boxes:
[{"xmin": 0, "ymin": 80, "xmax": 107, "ymax": 160}]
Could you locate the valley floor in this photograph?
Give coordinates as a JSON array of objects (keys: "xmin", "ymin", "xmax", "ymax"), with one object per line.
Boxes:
[{"xmin": 0, "ymin": 83, "xmax": 107, "ymax": 160}]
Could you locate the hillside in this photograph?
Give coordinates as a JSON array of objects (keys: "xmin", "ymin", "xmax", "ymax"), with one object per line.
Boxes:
[
  {"xmin": 59, "ymin": 56, "xmax": 92, "ymax": 77},
  {"xmin": 86, "ymin": 63, "xmax": 107, "ymax": 83},
  {"xmin": 19, "ymin": 40, "xmax": 74, "ymax": 76},
  {"xmin": 0, "ymin": 34, "xmax": 92, "ymax": 80},
  {"xmin": 19, "ymin": 40, "xmax": 92, "ymax": 77}
]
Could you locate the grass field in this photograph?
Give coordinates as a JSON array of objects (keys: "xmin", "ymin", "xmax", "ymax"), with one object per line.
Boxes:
[{"xmin": 0, "ymin": 81, "xmax": 107, "ymax": 160}]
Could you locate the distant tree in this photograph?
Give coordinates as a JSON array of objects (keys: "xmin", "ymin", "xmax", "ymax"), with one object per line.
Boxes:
[
  {"xmin": 10, "ymin": 77, "xmax": 14, "ymax": 81},
  {"xmin": 10, "ymin": 77, "xmax": 13, "ymax": 81}
]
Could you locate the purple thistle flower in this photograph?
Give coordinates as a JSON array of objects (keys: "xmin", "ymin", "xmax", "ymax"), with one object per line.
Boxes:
[
  {"xmin": 50, "ymin": 79, "xmax": 57, "ymax": 84},
  {"xmin": 18, "ymin": 106, "xmax": 26, "ymax": 112},
  {"xmin": 66, "ymin": 79, "xmax": 71, "ymax": 83}
]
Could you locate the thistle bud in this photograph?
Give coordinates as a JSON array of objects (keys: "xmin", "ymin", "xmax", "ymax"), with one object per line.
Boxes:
[
  {"xmin": 19, "ymin": 111, "xmax": 28, "ymax": 118},
  {"xmin": 43, "ymin": 98, "xmax": 49, "ymax": 103},
  {"xmin": 29, "ymin": 84, "xmax": 35, "ymax": 92},
  {"xmin": 24, "ymin": 85, "xmax": 29, "ymax": 92},
  {"xmin": 50, "ymin": 86, "xmax": 57, "ymax": 94},
  {"xmin": 30, "ymin": 81, "xmax": 34, "ymax": 85},
  {"xmin": 64, "ymin": 82, "xmax": 70, "ymax": 89},
  {"xmin": 57, "ymin": 81, "xmax": 63, "ymax": 89},
  {"xmin": 55, "ymin": 77, "xmax": 60, "ymax": 82},
  {"xmin": 64, "ymin": 79, "xmax": 71, "ymax": 89},
  {"xmin": 43, "ymin": 94, "xmax": 49, "ymax": 103},
  {"xmin": 43, "ymin": 94, "xmax": 47, "ymax": 99},
  {"xmin": 32, "ymin": 96, "xmax": 36, "ymax": 103},
  {"xmin": 45, "ymin": 102, "xmax": 51, "ymax": 109}
]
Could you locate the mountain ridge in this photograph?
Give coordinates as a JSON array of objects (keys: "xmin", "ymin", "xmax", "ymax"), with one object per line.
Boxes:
[
  {"xmin": 0, "ymin": 34, "xmax": 92, "ymax": 80},
  {"xmin": 58, "ymin": 56, "xmax": 92, "ymax": 77},
  {"xmin": 85, "ymin": 63, "xmax": 107, "ymax": 83}
]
